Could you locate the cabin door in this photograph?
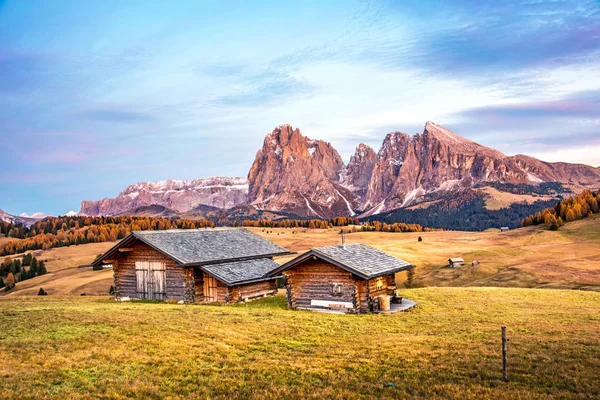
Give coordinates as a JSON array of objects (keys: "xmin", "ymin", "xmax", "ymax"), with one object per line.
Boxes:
[
  {"xmin": 203, "ymin": 274, "xmax": 217, "ymax": 302},
  {"xmin": 135, "ymin": 261, "xmax": 166, "ymax": 300}
]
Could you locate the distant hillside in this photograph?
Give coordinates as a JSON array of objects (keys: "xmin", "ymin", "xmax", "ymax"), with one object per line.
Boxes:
[{"xmin": 363, "ymin": 189, "xmax": 559, "ymax": 231}]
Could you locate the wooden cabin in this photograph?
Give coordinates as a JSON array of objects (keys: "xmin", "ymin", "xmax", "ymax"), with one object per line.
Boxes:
[
  {"xmin": 448, "ymin": 257, "xmax": 464, "ymax": 268},
  {"xmin": 92, "ymin": 228, "xmax": 293, "ymax": 304},
  {"xmin": 269, "ymin": 243, "xmax": 415, "ymax": 313}
]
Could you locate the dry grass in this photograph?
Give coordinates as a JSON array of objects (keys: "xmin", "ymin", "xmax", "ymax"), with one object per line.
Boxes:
[{"xmin": 0, "ymin": 289, "xmax": 598, "ymax": 399}]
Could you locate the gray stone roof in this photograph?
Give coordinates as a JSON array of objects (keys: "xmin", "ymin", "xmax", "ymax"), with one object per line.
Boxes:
[
  {"xmin": 131, "ymin": 228, "xmax": 291, "ymax": 265},
  {"xmin": 203, "ymin": 258, "xmax": 281, "ymax": 286},
  {"xmin": 313, "ymin": 244, "xmax": 414, "ymax": 278},
  {"xmin": 272, "ymin": 243, "xmax": 414, "ymax": 279}
]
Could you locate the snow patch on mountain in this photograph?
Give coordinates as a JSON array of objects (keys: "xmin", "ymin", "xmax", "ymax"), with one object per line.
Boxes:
[{"xmin": 335, "ymin": 189, "xmax": 356, "ymax": 216}]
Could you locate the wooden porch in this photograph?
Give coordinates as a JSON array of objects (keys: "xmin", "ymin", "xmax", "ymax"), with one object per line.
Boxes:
[{"xmin": 378, "ymin": 298, "xmax": 417, "ymax": 313}]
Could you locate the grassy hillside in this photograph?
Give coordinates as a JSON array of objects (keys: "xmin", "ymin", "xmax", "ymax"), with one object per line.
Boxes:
[
  {"xmin": 0, "ymin": 288, "xmax": 598, "ymax": 399},
  {"xmin": 2, "ymin": 215, "xmax": 599, "ymax": 296},
  {"xmin": 1, "ymin": 242, "xmax": 116, "ymax": 296}
]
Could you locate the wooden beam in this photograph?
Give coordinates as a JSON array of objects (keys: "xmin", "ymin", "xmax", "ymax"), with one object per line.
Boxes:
[
  {"xmin": 103, "ymin": 259, "xmax": 115, "ymax": 264},
  {"xmin": 118, "ymin": 248, "xmax": 133, "ymax": 253}
]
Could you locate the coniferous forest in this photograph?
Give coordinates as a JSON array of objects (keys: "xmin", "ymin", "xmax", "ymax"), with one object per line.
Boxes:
[{"xmin": 364, "ymin": 191, "xmax": 559, "ymax": 231}]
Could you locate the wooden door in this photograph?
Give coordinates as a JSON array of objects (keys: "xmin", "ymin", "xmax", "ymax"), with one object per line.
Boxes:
[
  {"xmin": 135, "ymin": 261, "xmax": 166, "ymax": 300},
  {"xmin": 135, "ymin": 262, "xmax": 150, "ymax": 299},
  {"xmin": 150, "ymin": 262, "xmax": 166, "ymax": 300},
  {"xmin": 203, "ymin": 274, "xmax": 217, "ymax": 302}
]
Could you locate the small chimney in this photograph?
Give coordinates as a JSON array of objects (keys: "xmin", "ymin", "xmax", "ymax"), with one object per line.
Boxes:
[{"xmin": 341, "ymin": 231, "xmax": 346, "ymax": 249}]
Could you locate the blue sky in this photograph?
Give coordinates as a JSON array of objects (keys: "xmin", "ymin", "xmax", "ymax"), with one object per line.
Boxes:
[{"xmin": 1, "ymin": 0, "xmax": 600, "ymax": 215}]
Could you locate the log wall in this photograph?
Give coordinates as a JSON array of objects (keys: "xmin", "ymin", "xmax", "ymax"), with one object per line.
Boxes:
[
  {"xmin": 229, "ymin": 280, "xmax": 277, "ymax": 303},
  {"xmin": 283, "ymin": 258, "xmax": 398, "ymax": 313},
  {"xmin": 284, "ymin": 259, "xmax": 359, "ymax": 313},
  {"xmin": 113, "ymin": 239, "xmax": 189, "ymax": 302}
]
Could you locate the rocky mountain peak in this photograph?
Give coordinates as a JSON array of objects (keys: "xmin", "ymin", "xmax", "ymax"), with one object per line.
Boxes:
[
  {"xmin": 378, "ymin": 131, "xmax": 411, "ymax": 160},
  {"xmin": 247, "ymin": 125, "xmax": 357, "ymax": 218},
  {"xmin": 343, "ymin": 144, "xmax": 377, "ymax": 202}
]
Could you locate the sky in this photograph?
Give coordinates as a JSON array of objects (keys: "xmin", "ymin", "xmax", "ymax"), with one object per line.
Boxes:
[{"xmin": 1, "ymin": 0, "xmax": 600, "ymax": 216}]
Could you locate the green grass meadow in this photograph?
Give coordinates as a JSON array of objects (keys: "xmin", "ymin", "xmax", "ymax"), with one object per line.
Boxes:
[{"xmin": 1, "ymin": 288, "xmax": 599, "ymax": 399}]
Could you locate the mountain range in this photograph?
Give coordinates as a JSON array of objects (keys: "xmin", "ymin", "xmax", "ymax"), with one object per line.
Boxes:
[
  {"xmin": 78, "ymin": 122, "xmax": 600, "ymax": 222},
  {"xmin": 0, "ymin": 209, "xmax": 51, "ymax": 226}
]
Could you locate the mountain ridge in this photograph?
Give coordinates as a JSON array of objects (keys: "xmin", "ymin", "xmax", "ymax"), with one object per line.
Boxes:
[{"xmin": 78, "ymin": 122, "xmax": 600, "ymax": 219}]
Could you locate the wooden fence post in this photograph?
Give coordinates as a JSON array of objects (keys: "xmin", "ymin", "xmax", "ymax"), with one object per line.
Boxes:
[{"xmin": 501, "ymin": 326, "xmax": 508, "ymax": 382}]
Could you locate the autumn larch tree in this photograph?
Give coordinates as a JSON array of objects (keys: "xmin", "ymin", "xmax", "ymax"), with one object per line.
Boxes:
[{"xmin": 5, "ymin": 272, "xmax": 15, "ymax": 290}]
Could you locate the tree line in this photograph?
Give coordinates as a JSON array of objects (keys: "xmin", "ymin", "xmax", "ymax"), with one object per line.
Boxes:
[
  {"xmin": 240, "ymin": 217, "xmax": 361, "ymax": 229},
  {"xmin": 0, "ymin": 216, "xmax": 215, "ymax": 256},
  {"xmin": 521, "ymin": 189, "xmax": 599, "ymax": 230},
  {"xmin": 1, "ymin": 213, "xmax": 436, "ymax": 257},
  {"xmin": 361, "ymin": 221, "xmax": 439, "ymax": 233},
  {"xmin": 0, "ymin": 253, "xmax": 47, "ymax": 291}
]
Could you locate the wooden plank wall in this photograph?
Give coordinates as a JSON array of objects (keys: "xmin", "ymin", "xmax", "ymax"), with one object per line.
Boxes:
[
  {"xmin": 367, "ymin": 275, "xmax": 396, "ymax": 298},
  {"xmin": 284, "ymin": 259, "xmax": 357, "ymax": 312},
  {"xmin": 113, "ymin": 240, "xmax": 188, "ymax": 302}
]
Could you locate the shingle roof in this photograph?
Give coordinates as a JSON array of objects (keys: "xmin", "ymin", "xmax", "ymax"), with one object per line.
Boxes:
[
  {"xmin": 93, "ymin": 228, "xmax": 292, "ymax": 267},
  {"xmin": 135, "ymin": 228, "xmax": 291, "ymax": 265},
  {"xmin": 271, "ymin": 243, "xmax": 415, "ymax": 279},
  {"xmin": 203, "ymin": 258, "xmax": 282, "ymax": 286}
]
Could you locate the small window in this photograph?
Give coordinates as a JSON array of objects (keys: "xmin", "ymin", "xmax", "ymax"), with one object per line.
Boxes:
[
  {"xmin": 375, "ymin": 278, "xmax": 383, "ymax": 290},
  {"xmin": 330, "ymin": 283, "xmax": 343, "ymax": 296}
]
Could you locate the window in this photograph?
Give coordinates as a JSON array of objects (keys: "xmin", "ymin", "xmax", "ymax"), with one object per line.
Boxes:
[
  {"xmin": 330, "ymin": 283, "xmax": 343, "ymax": 296},
  {"xmin": 375, "ymin": 278, "xmax": 383, "ymax": 290}
]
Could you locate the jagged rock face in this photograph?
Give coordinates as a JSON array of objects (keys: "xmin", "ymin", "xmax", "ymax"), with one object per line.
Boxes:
[
  {"xmin": 362, "ymin": 121, "xmax": 600, "ymax": 214},
  {"xmin": 343, "ymin": 143, "xmax": 377, "ymax": 202},
  {"xmin": 80, "ymin": 177, "xmax": 248, "ymax": 216},
  {"xmin": 247, "ymin": 124, "xmax": 357, "ymax": 218}
]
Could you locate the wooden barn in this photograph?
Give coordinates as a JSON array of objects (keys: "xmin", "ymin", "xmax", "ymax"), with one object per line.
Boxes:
[
  {"xmin": 92, "ymin": 228, "xmax": 293, "ymax": 303},
  {"xmin": 269, "ymin": 243, "xmax": 415, "ymax": 313}
]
